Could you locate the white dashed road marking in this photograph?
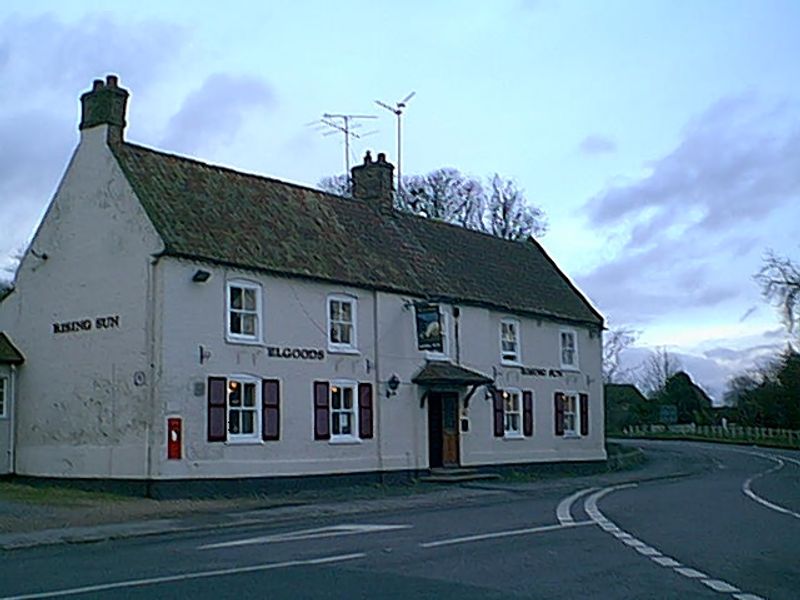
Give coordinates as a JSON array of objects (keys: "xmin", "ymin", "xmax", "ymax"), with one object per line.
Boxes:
[
  {"xmin": 556, "ymin": 486, "xmax": 598, "ymax": 525},
  {"xmin": 583, "ymin": 485, "xmax": 763, "ymax": 600}
]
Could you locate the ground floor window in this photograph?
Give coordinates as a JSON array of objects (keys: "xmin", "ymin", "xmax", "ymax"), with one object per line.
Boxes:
[
  {"xmin": 331, "ymin": 381, "xmax": 357, "ymax": 439},
  {"xmin": 494, "ymin": 388, "xmax": 533, "ymax": 438},
  {"xmin": 314, "ymin": 380, "xmax": 373, "ymax": 442},
  {"xmin": 207, "ymin": 376, "xmax": 280, "ymax": 442},
  {"xmin": 555, "ymin": 392, "xmax": 589, "ymax": 437},
  {"xmin": 0, "ymin": 377, "xmax": 6, "ymax": 417}
]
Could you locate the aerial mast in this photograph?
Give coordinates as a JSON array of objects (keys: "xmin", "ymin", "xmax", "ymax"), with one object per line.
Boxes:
[{"xmin": 375, "ymin": 91, "xmax": 415, "ymax": 194}]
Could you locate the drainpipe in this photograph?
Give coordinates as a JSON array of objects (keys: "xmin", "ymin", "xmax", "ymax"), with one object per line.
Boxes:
[
  {"xmin": 9, "ymin": 364, "xmax": 17, "ymax": 474},
  {"xmin": 372, "ymin": 289, "xmax": 385, "ymax": 481},
  {"xmin": 144, "ymin": 255, "xmax": 160, "ymax": 497}
]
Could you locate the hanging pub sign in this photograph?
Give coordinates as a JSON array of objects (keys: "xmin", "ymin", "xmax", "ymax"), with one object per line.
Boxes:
[{"xmin": 415, "ymin": 303, "xmax": 443, "ymax": 352}]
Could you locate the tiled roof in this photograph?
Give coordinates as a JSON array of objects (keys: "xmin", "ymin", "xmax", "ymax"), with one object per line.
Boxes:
[
  {"xmin": 110, "ymin": 142, "xmax": 603, "ymax": 326},
  {"xmin": 412, "ymin": 361, "xmax": 493, "ymax": 386},
  {"xmin": 0, "ymin": 332, "xmax": 24, "ymax": 364}
]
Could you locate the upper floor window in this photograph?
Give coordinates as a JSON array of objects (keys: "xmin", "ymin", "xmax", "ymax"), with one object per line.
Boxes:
[
  {"xmin": 560, "ymin": 329, "xmax": 578, "ymax": 369},
  {"xmin": 0, "ymin": 377, "xmax": 6, "ymax": 418},
  {"xmin": 328, "ymin": 295, "xmax": 357, "ymax": 352},
  {"xmin": 227, "ymin": 280, "xmax": 262, "ymax": 343},
  {"xmin": 500, "ymin": 319, "xmax": 521, "ymax": 364}
]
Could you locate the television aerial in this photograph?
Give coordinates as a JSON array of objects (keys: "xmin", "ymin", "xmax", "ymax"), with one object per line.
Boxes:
[{"xmin": 375, "ymin": 91, "xmax": 415, "ymax": 193}]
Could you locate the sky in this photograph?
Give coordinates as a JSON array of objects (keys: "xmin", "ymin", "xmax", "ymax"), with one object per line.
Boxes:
[{"xmin": 1, "ymin": 0, "xmax": 799, "ymax": 401}]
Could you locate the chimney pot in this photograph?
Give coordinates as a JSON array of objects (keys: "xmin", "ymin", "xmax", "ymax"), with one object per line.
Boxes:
[
  {"xmin": 93, "ymin": 79, "xmax": 104, "ymax": 91},
  {"xmin": 106, "ymin": 75, "xmax": 118, "ymax": 88},
  {"xmin": 363, "ymin": 150, "xmax": 373, "ymax": 164},
  {"xmin": 377, "ymin": 152, "xmax": 386, "ymax": 163}
]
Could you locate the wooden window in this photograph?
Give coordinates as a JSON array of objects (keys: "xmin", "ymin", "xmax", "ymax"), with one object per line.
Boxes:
[
  {"xmin": 500, "ymin": 319, "xmax": 520, "ymax": 364},
  {"xmin": 0, "ymin": 377, "xmax": 6, "ymax": 418},
  {"xmin": 560, "ymin": 329, "xmax": 578, "ymax": 369},
  {"xmin": 227, "ymin": 280, "xmax": 262, "ymax": 343},
  {"xmin": 502, "ymin": 389, "xmax": 523, "ymax": 438},
  {"xmin": 207, "ymin": 376, "xmax": 280, "ymax": 442},
  {"xmin": 328, "ymin": 295, "xmax": 357, "ymax": 352}
]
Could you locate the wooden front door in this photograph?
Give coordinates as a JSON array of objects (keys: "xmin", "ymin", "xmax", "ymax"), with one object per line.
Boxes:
[{"xmin": 428, "ymin": 392, "xmax": 460, "ymax": 468}]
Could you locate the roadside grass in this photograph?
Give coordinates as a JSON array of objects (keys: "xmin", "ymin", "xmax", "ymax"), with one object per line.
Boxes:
[{"xmin": 0, "ymin": 482, "xmax": 128, "ymax": 506}]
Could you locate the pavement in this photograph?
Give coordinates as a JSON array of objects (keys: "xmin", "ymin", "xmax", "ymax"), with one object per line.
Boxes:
[{"xmin": 0, "ymin": 440, "xmax": 711, "ymax": 551}]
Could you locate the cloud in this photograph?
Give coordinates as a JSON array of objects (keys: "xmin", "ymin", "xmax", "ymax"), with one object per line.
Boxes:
[
  {"xmin": 584, "ymin": 94, "xmax": 800, "ymax": 241},
  {"xmin": 160, "ymin": 74, "xmax": 276, "ymax": 154},
  {"xmin": 0, "ymin": 13, "xmax": 186, "ymax": 280},
  {"xmin": 579, "ymin": 134, "xmax": 617, "ymax": 155},
  {"xmin": 576, "ymin": 94, "xmax": 800, "ymax": 326}
]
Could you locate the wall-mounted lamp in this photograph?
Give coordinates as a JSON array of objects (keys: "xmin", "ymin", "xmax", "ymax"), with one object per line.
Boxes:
[
  {"xmin": 192, "ymin": 269, "xmax": 211, "ymax": 283},
  {"xmin": 386, "ymin": 374, "xmax": 400, "ymax": 398}
]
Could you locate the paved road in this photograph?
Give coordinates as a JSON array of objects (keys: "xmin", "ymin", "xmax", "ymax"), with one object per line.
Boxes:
[{"xmin": 0, "ymin": 441, "xmax": 797, "ymax": 599}]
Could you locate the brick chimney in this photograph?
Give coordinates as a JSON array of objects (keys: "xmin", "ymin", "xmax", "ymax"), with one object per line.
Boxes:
[
  {"xmin": 351, "ymin": 151, "xmax": 395, "ymax": 215},
  {"xmin": 79, "ymin": 75, "xmax": 129, "ymax": 144}
]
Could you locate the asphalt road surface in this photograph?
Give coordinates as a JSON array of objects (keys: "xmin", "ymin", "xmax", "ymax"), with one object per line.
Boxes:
[{"xmin": 1, "ymin": 440, "xmax": 798, "ymax": 599}]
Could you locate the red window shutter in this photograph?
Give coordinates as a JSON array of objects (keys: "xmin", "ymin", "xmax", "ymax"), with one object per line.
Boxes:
[
  {"xmin": 554, "ymin": 392, "xmax": 565, "ymax": 437},
  {"xmin": 580, "ymin": 393, "xmax": 589, "ymax": 436},
  {"xmin": 207, "ymin": 377, "xmax": 227, "ymax": 442},
  {"xmin": 262, "ymin": 379, "xmax": 280, "ymax": 441},
  {"xmin": 314, "ymin": 381, "xmax": 330, "ymax": 440},
  {"xmin": 358, "ymin": 382, "xmax": 374, "ymax": 439},
  {"xmin": 493, "ymin": 390, "xmax": 504, "ymax": 437},
  {"xmin": 523, "ymin": 391, "xmax": 534, "ymax": 437}
]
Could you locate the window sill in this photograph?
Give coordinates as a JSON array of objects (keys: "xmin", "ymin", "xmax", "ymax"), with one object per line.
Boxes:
[
  {"xmin": 225, "ymin": 336, "xmax": 263, "ymax": 347},
  {"xmin": 559, "ymin": 365, "xmax": 581, "ymax": 373},
  {"xmin": 503, "ymin": 433, "xmax": 525, "ymax": 440},
  {"xmin": 329, "ymin": 437, "xmax": 363, "ymax": 445},
  {"xmin": 562, "ymin": 432, "xmax": 581, "ymax": 439},
  {"xmin": 225, "ymin": 438, "xmax": 264, "ymax": 445},
  {"xmin": 424, "ymin": 353, "xmax": 450, "ymax": 362},
  {"xmin": 501, "ymin": 360, "xmax": 523, "ymax": 367},
  {"xmin": 328, "ymin": 346, "xmax": 360, "ymax": 356}
]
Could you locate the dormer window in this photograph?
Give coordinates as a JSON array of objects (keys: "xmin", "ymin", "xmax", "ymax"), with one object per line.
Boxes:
[
  {"xmin": 328, "ymin": 294, "xmax": 357, "ymax": 353},
  {"xmin": 500, "ymin": 318, "xmax": 521, "ymax": 364},
  {"xmin": 227, "ymin": 280, "xmax": 262, "ymax": 343}
]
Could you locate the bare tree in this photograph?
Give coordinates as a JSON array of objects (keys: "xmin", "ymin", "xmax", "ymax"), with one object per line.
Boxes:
[
  {"xmin": 602, "ymin": 326, "xmax": 640, "ymax": 384},
  {"xmin": 318, "ymin": 168, "xmax": 547, "ymax": 242},
  {"xmin": 638, "ymin": 346, "xmax": 682, "ymax": 398},
  {"xmin": 317, "ymin": 174, "xmax": 351, "ymax": 197},
  {"xmin": 755, "ymin": 249, "xmax": 800, "ymax": 335},
  {"xmin": 401, "ymin": 168, "xmax": 484, "ymax": 230},
  {"xmin": 484, "ymin": 174, "xmax": 547, "ymax": 241}
]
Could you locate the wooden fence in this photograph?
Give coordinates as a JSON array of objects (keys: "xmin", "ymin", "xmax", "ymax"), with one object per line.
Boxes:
[{"xmin": 622, "ymin": 423, "xmax": 800, "ymax": 448}]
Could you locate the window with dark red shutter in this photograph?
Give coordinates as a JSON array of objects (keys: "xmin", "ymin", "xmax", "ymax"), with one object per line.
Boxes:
[
  {"xmin": 208, "ymin": 377, "xmax": 227, "ymax": 442},
  {"xmin": 314, "ymin": 381, "xmax": 331, "ymax": 440},
  {"xmin": 358, "ymin": 382, "xmax": 373, "ymax": 439},
  {"xmin": 580, "ymin": 393, "xmax": 589, "ymax": 436},
  {"xmin": 493, "ymin": 390, "xmax": 504, "ymax": 437},
  {"xmin": 523, "ymin": 390, "xmax": 533, "ymax": 437},
  {"xmin": 262, "ymin": 379, "xmax": 280, "ymax": 441},
  {"xmin": 554, "ymin": 392, "xmax": 565, "ymax": 436}
]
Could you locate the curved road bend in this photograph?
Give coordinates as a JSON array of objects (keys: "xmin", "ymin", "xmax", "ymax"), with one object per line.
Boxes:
[{"xmin": 0, "ymin": 440, "xmax": 797, "ymax": 599}]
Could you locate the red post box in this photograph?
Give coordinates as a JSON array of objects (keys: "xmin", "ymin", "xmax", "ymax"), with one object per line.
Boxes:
[{"xmin": 167, "ymin": 417, "xmax": 182, "ymax": 460}]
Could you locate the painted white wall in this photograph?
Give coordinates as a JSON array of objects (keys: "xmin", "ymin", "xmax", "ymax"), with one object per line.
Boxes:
[
  {"xmin": 0, "ymin": 125, "xmax": 164, "ymax": 477},
  {"xmin": 151, "ymin": 261, "xmax": 604, "ymax": 480}
]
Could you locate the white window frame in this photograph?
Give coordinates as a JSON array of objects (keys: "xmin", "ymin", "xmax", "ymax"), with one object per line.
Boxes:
[
  {"xmin": 226, "ymin": 280, "xmax": 263, "ymax": 344},
  {"xmin": 423, "ymin": 306, "xmax": 450, "ymax": 360},
  {"xmin": 562, "ymin": 391, "xmax": 580, "ymax": 437},
  {"xmin": 500, "ymin": 318, "xmax": 521, "ymax": 365},
  {"xmin": 329, "ymin": 380, "xmax": 359, "ymax": 443},
  {"xmin": 560, "ymin": 329, "xmax": 579, "ymax": 370},
  {"xmin": 502, "ymin": 387, "xmax": 523, "ymax": 439},
  {"xmin": 327, "ymin": 294, "xmax": 358, "ymax": 353},
  {"xmin": 0, "ymin": 376, "xmax": 6, "ymax": 418},
  {"xmin": 226, "ymin": 375, "xmax": 261, "ymax": 442}
]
